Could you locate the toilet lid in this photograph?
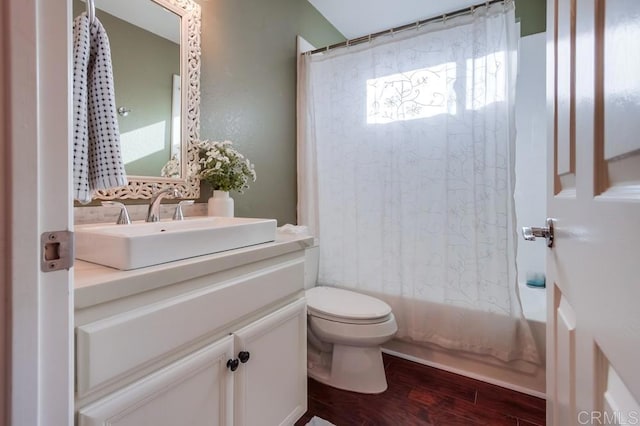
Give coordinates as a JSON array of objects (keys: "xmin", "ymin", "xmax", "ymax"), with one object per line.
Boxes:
[{"xmin": 305, "ymin": 287, "xmax": 392, "ymax": 321}]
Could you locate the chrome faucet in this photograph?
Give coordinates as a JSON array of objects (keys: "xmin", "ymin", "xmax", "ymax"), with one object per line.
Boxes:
[{"xmin": 146, "ymin": 188, "xmax": 182, "ymax": 222}]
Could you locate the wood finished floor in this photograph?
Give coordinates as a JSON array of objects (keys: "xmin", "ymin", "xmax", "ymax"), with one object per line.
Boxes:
[{"xmin": 295, "ymin": 353, "xmax": 546, "ymax": 426}]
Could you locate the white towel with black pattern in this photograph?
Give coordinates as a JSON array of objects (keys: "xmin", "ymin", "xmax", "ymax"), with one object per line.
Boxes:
[{"xmin": 73, "ymin": 13, "xmax": 127, "ymax": 203}]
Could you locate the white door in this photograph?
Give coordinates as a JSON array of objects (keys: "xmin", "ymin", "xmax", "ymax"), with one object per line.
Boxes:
[
  {"xmin": 546, "ymin": 0, "xmax": 640, "ymax": 424},
  {"xmin": 5, "ymin": 0, "xmax": 74, "ymax": 424},
  {"xmin": 233, "ymin": 299, "xmax": 307, "ymax": 426}
]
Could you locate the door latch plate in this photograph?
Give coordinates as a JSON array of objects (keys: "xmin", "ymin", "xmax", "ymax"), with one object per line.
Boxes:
[{"xmin": 41, "ymin": 230, "xmax": 74, "ymax": 272}]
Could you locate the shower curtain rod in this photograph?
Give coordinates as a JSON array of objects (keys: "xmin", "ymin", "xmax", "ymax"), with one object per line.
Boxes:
[{"xmin": 306, "ymin": 0, "xmax": 508, "ymax": 56}]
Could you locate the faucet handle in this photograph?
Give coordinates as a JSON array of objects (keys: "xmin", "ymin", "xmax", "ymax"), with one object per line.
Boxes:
[
  {"xmin": 101, "ymin": 201, "xmax": 131, "ymax": 225},
  {"xmin": 173, "ymin": 200, "xmax": 195, "ymax": 221}
]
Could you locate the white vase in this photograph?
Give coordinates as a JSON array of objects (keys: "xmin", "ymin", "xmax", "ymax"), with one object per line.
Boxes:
[{"xmin": 208, "ymin": 190, "xmax": 234, "ymax": 217}]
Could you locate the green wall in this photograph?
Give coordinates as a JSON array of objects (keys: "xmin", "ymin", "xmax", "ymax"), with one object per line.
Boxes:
[
  {"xmin": 516, "ymin": 0, "xmax": 546, "ymax": 36},
  {"xmin": 197, "ymin": 0, "xmax": 344, "ymax": 224}
]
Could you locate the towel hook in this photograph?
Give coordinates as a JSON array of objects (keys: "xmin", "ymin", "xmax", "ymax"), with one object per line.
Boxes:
[{"xmin": 87, "ymin": 0, "xmax": 96, "ymax": 24}]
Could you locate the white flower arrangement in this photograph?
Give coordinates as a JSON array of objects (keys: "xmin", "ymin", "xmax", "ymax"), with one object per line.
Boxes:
[
  {"xmin": 160, "ymin": 154, "xmax": 181, "ymax": 178},
  {"xmin": 196, "ymin": 140, "xmax": 256, "ymax": 193}
]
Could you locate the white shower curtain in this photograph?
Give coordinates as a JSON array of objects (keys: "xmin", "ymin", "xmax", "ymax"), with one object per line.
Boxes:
[{"xmin": 298, "ymin": 2, "xmax": 539, "ymax": 364}]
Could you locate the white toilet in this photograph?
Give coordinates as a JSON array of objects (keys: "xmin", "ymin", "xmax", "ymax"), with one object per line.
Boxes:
[{"xmin": 304, "ymin": 244, "xmax": 398, "ymax": 394}]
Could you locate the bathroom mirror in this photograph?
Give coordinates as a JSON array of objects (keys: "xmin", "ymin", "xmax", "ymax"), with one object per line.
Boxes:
[{"xmin": 77, "ymin": 0, "xmax": 201, "ymax": 200}]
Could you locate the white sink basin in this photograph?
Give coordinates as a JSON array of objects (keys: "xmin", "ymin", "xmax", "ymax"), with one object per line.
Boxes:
[{"xmin": 75, "ymin": 217, "xmax": 277, "ymax": 270}]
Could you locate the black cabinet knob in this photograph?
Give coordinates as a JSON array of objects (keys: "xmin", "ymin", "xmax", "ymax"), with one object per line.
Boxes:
[
  {"xmin": 238, "ymin": 351, "xmax": 250, "ymax": 363},
  {"xmin": 227, "ymin": 358, "xmax": 239, "ymax": 371}
]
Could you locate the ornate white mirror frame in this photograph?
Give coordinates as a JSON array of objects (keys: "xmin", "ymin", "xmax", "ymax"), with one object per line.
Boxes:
[{"xmin": 94, "ymin": 0, "xmax": 201, "ymax": 200}]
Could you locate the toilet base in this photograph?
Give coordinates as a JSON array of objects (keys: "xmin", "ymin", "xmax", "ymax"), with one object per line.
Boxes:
[{"xmin": 307, "ymin": 343, "xmax": 388, "ymax": 394}]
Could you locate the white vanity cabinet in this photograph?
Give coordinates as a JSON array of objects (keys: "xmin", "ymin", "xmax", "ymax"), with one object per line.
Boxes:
[
  {"xmin": 78, "ymin": 335, "xmax": 235, "ymax": 426},
  {"xmin": 74, "ymin": 236, "xmax": 311, "ymax": 426},
  {"xmin": 232, "ymin": 299, "xmax": 307, "ymax": 426}
]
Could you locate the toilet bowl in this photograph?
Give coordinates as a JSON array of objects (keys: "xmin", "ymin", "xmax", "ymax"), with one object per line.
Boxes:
[{"xmin": 304, "ymin": 245, "xmax": 398, "ymax": 394}]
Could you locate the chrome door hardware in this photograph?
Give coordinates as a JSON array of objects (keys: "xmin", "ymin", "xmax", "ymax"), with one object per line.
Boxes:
[
  {"xmin": 41, "ymin": 230, "xmax": 74, "ymax": 272},
  {"xmin": 522, "ymin": 218, "xmax": 555, "ymax": 248}
]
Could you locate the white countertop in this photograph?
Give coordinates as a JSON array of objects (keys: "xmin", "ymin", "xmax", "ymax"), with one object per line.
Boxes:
[{"xmin": 74, "ymin": 232, "xmax": 313, "ymax": 310}]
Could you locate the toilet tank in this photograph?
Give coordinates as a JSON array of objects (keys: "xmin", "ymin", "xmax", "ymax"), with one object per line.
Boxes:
[{"xmin": 304, "ymin": 242, "xmax": 319, "ymax": 290}]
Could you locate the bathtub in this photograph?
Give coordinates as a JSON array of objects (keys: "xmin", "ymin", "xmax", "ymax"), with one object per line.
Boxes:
[
  {"xmin": 520, "ymin": 283, "xmax": 547, "ymax": 371},
  {"xmin": 383, "ymin": 284, "xmax": 548, "ymax": 397},
  {"xmin": 520, "ymin": 282, "xmax": 546, "ymax": 324}
]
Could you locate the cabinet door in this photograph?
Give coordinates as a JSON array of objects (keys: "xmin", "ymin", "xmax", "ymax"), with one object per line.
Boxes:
[
  {"xmin": 78, "ymin": 336, "xmax": 234, "ymax": 426},
  {"xmin": 233, "ymin": 298, "xmax": 307, "ymax": 426}
]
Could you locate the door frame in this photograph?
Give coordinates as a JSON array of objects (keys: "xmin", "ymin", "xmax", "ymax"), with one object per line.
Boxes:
[
  {"xmin": 4, "ymin": 0, "xmax": 74, "ymax": 424},
  {"xmin": 1, "ymin": 0, "xmax": 9, "ymax": 422}
]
